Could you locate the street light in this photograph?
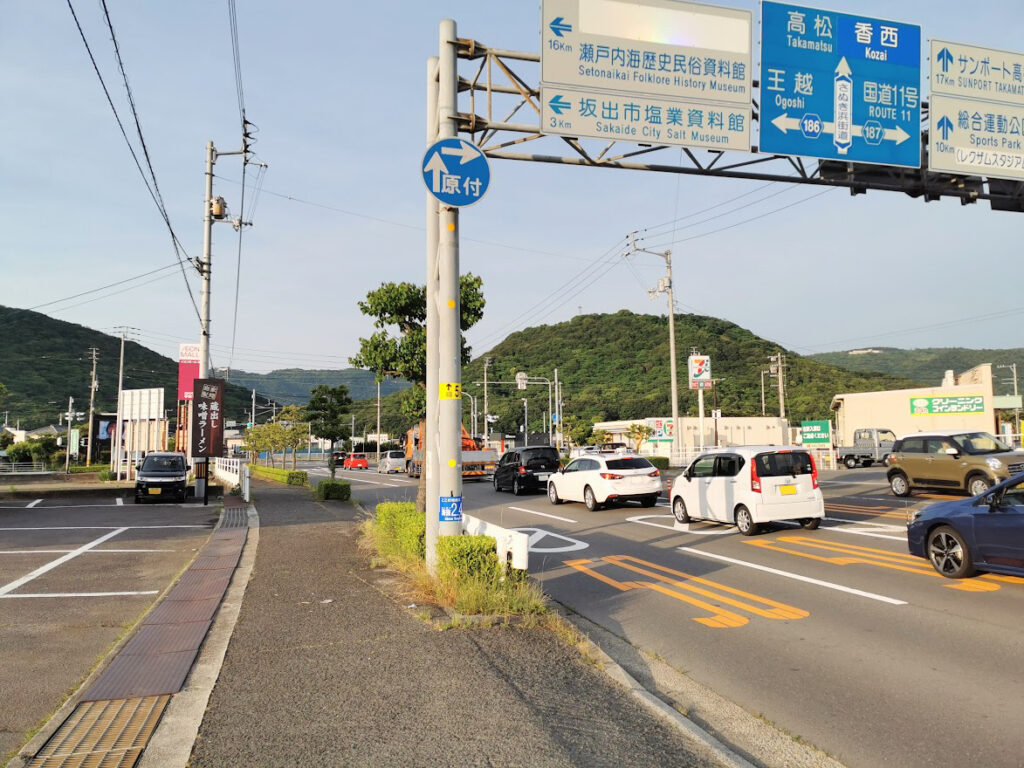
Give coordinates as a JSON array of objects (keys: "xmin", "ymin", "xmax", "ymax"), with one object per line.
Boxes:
[{"xmin": 463, "ymin": 391, "xmax": 478, "ymax": 438}]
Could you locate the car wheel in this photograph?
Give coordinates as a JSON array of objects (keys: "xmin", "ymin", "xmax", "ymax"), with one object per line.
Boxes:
[
  {"xmin": 735, "ymin": 505, "xmax": 759, "ymax": 536},
  {"xmin": 548, "ymin": 483, "xmax": 562, "ymax": 505},
  {"xmin": 928, "ymin": 525, "xmax": 975, "ymax": 578},
  {"xmin": 640, "ymin": 494, "xmax": 657, "ymax": 508},
  {"xmin": 967, "ymin": 474, "xmax": 992, "ymax": 497},
  {"xmin": 513, "ymin": 478, "xmax": 523, "ymax": 496},
  {"xmin": 861, "ymin": 460, "xmax": 873, "ymax": 468},
  {"xmin": 584, "ymin": 485, "xmax": 601, "ymax": 511},
  {"xmin": 493, "ymin": 474, "xmax": 501, "ymax": 492},
  {"xmin": 844, "ymin": 456, "xmax": 858, "ymax": 469},
  {"xmin": 799, "ymin": 517, "xmax": 821, "ymax": 530},
  {"xmin": 889, "ymin": 472, "xmax": 911, "ymax": 497},
  {"xmin": 672, "ymin": 496, "xmax": 690, "ymax": 523}
]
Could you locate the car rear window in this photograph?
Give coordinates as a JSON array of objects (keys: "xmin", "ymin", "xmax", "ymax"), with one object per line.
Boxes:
[
  {"xmin": 142, "ymin": 455, "xmax": 185, "ymax": 472},
  {"xmin": 352, "ymin": 454, "xmax": 366, "ymax": 459},
  {"xmin": 753, "ymin": 451, "xmax": 813, "ymax": 476},
  {"xmin": 522, "ymin": 447, "xmax": 559, "ymax": 467},
  {"xmin": 388, "ymin": 451, "xmax": 404, "ymax": 459},
  {"xmin": 606, "ymin": 457, "xmax": 654, "ymax": 470}
]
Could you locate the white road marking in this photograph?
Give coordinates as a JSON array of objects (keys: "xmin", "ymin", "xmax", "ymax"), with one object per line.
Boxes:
[
  {"xmin": 627, "ymin": 514, "xmax": 733, "ymax": 535},
  {"xmin": 0, "ymin": 591, "xmax": 160, "ymax": 599},
  {"xmin": 26, "ymin": 499, "xmax": 42, "ymax": 508},
  {"xmin": 339, "ymin": 476, "xmax": 403, "ymax": 488},
  {"xmin": 0, "ymin": 549, "xmax": 175, "ymax": 554},
  {"xmin": 0, "ymin": 525, "xmax": 209, "ymax": 531},
  {"xmin": 116, "ymin": 497, "xmax": 124, "ymax": 506},
  {"xmin": 0, "ymin": 528, "xmax": 128, "ymax": 596},
  {"xmin": 507, "ymin": 505, "xmax": 577, "ymax": 523},
  {"xmin": 514, "ymin": 527, "xmax": 589, "ymax": 553},
  {"xmin": 678, "ymin": 547, "xmax": 907, "ymax": 605}
]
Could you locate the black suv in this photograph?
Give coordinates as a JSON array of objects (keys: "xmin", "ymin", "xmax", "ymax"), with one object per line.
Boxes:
[{"xmin": 493, "ymin": 446, "xmax": 561, "ymax": 495}]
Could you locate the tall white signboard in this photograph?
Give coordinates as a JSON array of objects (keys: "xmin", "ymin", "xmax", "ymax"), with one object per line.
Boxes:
[{"xmin": 540, "ymin": 0, "xmax": 752, "ymax": 151}]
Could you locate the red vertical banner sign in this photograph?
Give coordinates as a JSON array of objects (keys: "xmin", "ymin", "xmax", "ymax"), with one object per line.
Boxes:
[
  {"xmin": 190, "ymin": 379, "xmax": 225, "ymax": 458},
  {"xmin": 178, "ymin": 343, "xmax": 201, "ymax": 401}
]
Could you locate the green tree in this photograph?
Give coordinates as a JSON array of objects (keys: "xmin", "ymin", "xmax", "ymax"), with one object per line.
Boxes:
[
  {"xmin": 277, "ymin": 405, "xmax": 308, "ymax": 469},
  {"xmin": 625, "ymin": 422, "xmax": 654, "ymax": 452},
  {"xmin": 589, "ymin": 429, "xmax": 609, "ymax": 447},
  {"xmin": 351, "ymin": 275, "xmax": 485, "ymax": 511},
  {"xmin": 307, "ymin": 385, "xmax": 353, "ymax": 454}
]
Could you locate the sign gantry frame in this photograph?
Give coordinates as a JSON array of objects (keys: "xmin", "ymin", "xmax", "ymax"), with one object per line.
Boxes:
[{"xmin": 452, "ymin": 37, "xmax": 1024, "ymax": 212}]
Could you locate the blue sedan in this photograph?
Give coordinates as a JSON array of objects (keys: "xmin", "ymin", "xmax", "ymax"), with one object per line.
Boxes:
[{"xmin": 908, "ymin": 473, "xmax": 1024, "ymax": 578}]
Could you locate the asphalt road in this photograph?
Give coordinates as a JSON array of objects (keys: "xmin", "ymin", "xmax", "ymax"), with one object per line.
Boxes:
[
  {"xmin": 0, "ymin": 495, "xmax": 218, "ymax": 763},
  {"xmin": 315, "ymin": 462, "xmax": 1024, "ymax": 768}
]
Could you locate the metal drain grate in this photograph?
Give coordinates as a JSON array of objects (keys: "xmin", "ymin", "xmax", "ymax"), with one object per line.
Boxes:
[{"xmin": 29, "ymin": 696, "xmax": 170, "ymax": 768}]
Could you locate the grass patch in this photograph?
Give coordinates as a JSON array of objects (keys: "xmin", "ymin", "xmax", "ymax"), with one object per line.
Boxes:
[{"xmin": 362, "ymin": 501, "xmax": 548, "ymax": 618}]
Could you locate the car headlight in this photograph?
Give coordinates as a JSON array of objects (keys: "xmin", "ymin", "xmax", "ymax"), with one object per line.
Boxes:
[
  {"xmin": 986, "ymin": 457, "xmax": 1003, "ymax": 471},
  {"xmin": 906, "ymin": 508, "xmax": 923, "ymax": 525}
]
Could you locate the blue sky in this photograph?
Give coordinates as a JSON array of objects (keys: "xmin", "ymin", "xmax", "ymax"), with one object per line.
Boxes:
[{"xmin": 3, "ymin": 1, "xmax": 1024, "ymax": 374}]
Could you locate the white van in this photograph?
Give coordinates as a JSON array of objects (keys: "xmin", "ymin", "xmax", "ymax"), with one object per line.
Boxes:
[
  {"xmin": 377, "ymin": 449, "xmax": 407, "ymax": 474},
  {"xmin": 670, "ymin": 446, "xmax": 824, "ymax": 535}
]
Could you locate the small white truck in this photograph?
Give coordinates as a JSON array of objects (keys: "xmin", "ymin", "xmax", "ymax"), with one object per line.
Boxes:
[{"xmin": 836, "ymin": 428, "xmax": 896, "ymax": 469}]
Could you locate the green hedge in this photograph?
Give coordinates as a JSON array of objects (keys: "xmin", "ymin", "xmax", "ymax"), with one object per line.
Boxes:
[
  {"xmin": 375, "ymin": 502, "xmax": 425, "ymax": 561},
  {"xmin": 315, "ymin": 480, "xmax": 351, "ymax": 501},
  {"xmin": 437, "ymin": 534, "xmax": 500, "ymax": 583},
  {"xmin": 68, "ymin": 465, "xmax": 105, "ymax": 474},
  {"xmin": 250, "ymin": 465, "xmax": 308, "ymax": 486},
  {"xmin": 648, "ymin": 456, "xmax": 670, "ymax": 471}
]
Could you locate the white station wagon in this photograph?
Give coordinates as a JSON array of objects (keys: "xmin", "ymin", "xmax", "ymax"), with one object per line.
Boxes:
[{"xmin": 670, "ymin": 446, "xmax": 824, "ymax": 535}]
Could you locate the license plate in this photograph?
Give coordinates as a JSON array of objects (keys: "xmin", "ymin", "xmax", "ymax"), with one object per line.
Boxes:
[
  {"xmin": 148, "ymin": 488, "xmax": 162, "ymax": 495},
  {"xmin": 779, "ymin": 485, "xmax": 796, "ymax": 495},
  {"xmin": 536, "ymin": 473, "xmax": 550, "ymax": 481}
]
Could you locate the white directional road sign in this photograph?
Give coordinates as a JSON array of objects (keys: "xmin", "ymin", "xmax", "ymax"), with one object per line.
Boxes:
[
  {"xmin": 929, "ymin": 40, "xmax": 1024, "ymax": 181},
  {"xmin": 540, "ymin": 0, "xmax": 752, "ymax": 151}
]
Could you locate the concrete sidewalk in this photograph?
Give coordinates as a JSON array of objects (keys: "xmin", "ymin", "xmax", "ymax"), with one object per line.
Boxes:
[{"xmin": 169, "ymin": 483, "xmax": 735, "ymax": 767}]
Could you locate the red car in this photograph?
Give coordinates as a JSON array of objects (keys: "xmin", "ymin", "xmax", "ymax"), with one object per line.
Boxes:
[{"xmin": 343, "ymin": 453, "xmax": 368, "ymax": 470}]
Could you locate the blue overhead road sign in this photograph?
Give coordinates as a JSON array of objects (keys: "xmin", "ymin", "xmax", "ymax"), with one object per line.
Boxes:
[
  {"xmin": 759, "ymin": 2, "xmax": 921, "ymax": 168},
  {"xmin": 421, "ymin": 138, "xmax": 491, "ymax": 207}
]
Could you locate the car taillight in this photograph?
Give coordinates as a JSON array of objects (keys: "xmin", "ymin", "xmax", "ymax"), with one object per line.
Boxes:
[
  {"xmin": 810, "ymin": 454, "xmax": 819, "ymax": 489},
  {"xmin": 648, "ymin": 469, "xmax": 661, "ymax": 477},
  {"xmin": 750, "ymin": 460, "xmax": 761, "ymax": 493},
  {"xmin": 600, "ymin": 472, "xmax": 623, "ymax": 480},
  {"xmin": 518, "ymin": 466, "xmax": 526, "ymax": 474}
]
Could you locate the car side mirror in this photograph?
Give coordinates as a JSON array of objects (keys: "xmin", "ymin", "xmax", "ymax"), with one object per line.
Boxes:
[
  {"xmin": 945, "ymin": 448, "xmax": 959, "ymax": 456},
  {"xmin": 135, "ymin": 463, "xmax": 142, "ymax": 471},
  {"xmin": 684, "ymin": 469, "xmax": 692, "ymax": 482}
]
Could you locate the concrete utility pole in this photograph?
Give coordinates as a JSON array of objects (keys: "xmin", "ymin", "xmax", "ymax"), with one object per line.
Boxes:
[
  {"xmin": 760, "ymin": 369, "xmax": 770, "ymax": 417},
  {"xmin": 770, "ymin": 353, "xmax": 786, "ymax": 419},
  {"xmin": 113, "ymin": 328, "xmax": 128, "ymax": 480},
  {"xmin": 436, "ymin": 18, "xmax": 462, "ymax": 545},
  {"xmin": 522, "ymin": 398, "xmax": 528, "ymax": 446},
  {"xmin": 86, "ymin": 347, "xmax": 98, "ymax": 466},
  {"xmin": 376, "ymin": 379, "xmax": 382, "ymax": 464},
  {"xmin": 64, "ymin": 396, "xmax": 74, "ymax": 474},
  {"xmin": 483, "ymin": 356, "xmax": 491, "ymax": 438},
  {"xmin": 425, "ymin": 53, "xmax": 442, "ymax": 570},
  {"xmin": 625, "ymin": 232, "xmax": 681, "ymax": 464}
]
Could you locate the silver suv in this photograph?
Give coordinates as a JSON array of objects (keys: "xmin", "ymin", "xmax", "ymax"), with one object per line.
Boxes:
[{"xmin": 377, "ymin": 449, "xmax": 406, "ymax": 474}]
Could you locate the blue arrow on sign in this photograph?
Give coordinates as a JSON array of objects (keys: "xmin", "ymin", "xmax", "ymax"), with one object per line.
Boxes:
[
  {"xmin": 937, "ymin": 115, "xmax": 954, "ymax": 140},
  {"xmin": 937, "ymin": 47, "xmax": 954, "ymax": 74},
  {"xmin": 549, "ymin": 16, "xmax": 572, "ymax": 37},
  {"xmin": 548, "ymin": 94, "xmax": 571, "ymax": 115}
]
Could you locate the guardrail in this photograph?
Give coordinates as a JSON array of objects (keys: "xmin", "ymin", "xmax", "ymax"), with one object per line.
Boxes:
[
  {"xmin": 461, "ymin": 513, "xmax": 529, "ymax": 570},
  {"xmin": 0, "ymin": 461, "xmax": 48, "ymax": 474},
  {"xmin": 211, "ymin": 457, "xmax": 251, "ymax": 503}
]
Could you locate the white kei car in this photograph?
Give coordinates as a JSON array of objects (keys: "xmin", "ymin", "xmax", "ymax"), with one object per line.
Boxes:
[
  {"xmin": 547, "ymin": 453, "xmax": 663, "ymax": 510},
  {"xmin": 670, "ymin": 446, "xmax": 824, "ymax": 535},
  {"xmin": 377, "ymin": 450, "xmax": 407, "ymax": 474}
]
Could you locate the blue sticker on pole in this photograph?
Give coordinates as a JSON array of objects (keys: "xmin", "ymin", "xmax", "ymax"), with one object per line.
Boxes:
[
  {"xmin": 422, "ymin": 138, "xmax": 491, "ymax": 207},
  {"xmin": 759, "ymin": 2, "xmax": 921, "ymax": 168},
  {"xmin": 439, "ymin": 495, "xmax": 463, "ymax": 523}
]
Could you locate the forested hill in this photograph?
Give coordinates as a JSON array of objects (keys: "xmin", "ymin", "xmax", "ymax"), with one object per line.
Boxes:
[
  {"xmin": 809, "ymin": 347, "xmax": 1024, "ymax": 388},
  {"xmin": 218, "ymin": 367, "xmax": 410, "ymax": 405},
  {"xmin": 459, "ymin": 310, "xmax": 919, "ymax": 428},
  {"xmin": 0, "ymin": 306, "xmax": 257, "ymax": 429}
]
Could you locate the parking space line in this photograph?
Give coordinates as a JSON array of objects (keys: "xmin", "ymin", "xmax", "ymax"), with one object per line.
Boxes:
[
  {"xmin": 678, "ymin": 546, "xmax": 907, "ymax": 605},
  {"xmin": 0, "ymin": 549, "xmax": 175, "ymax": 554},
  {"xmin": 27, "ymin": 499, "xmax": 42, "ymax": 508},
  {"xmin": 0, "ymin": 590, "xmax": 160, "ymax": 599},
  {"xmin": 0, "ymin": 528, "xmax": 128, "ymax": 596},
  {"xmin": 507, "ymin": 506, "xmax": 577, "ymax": 523}
]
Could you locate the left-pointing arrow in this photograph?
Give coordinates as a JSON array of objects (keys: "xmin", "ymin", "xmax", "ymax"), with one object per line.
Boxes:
[
  {"xmin": 549, "ymin": 16, "xmax": 572, "ymax": 37},
  {"xmin": 423, "ymin": 151, "xmax": 447, "ymax": 193},
  {"xmin": 548, "ymin": 94, "xmax": 571, "ymax": 115}
]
